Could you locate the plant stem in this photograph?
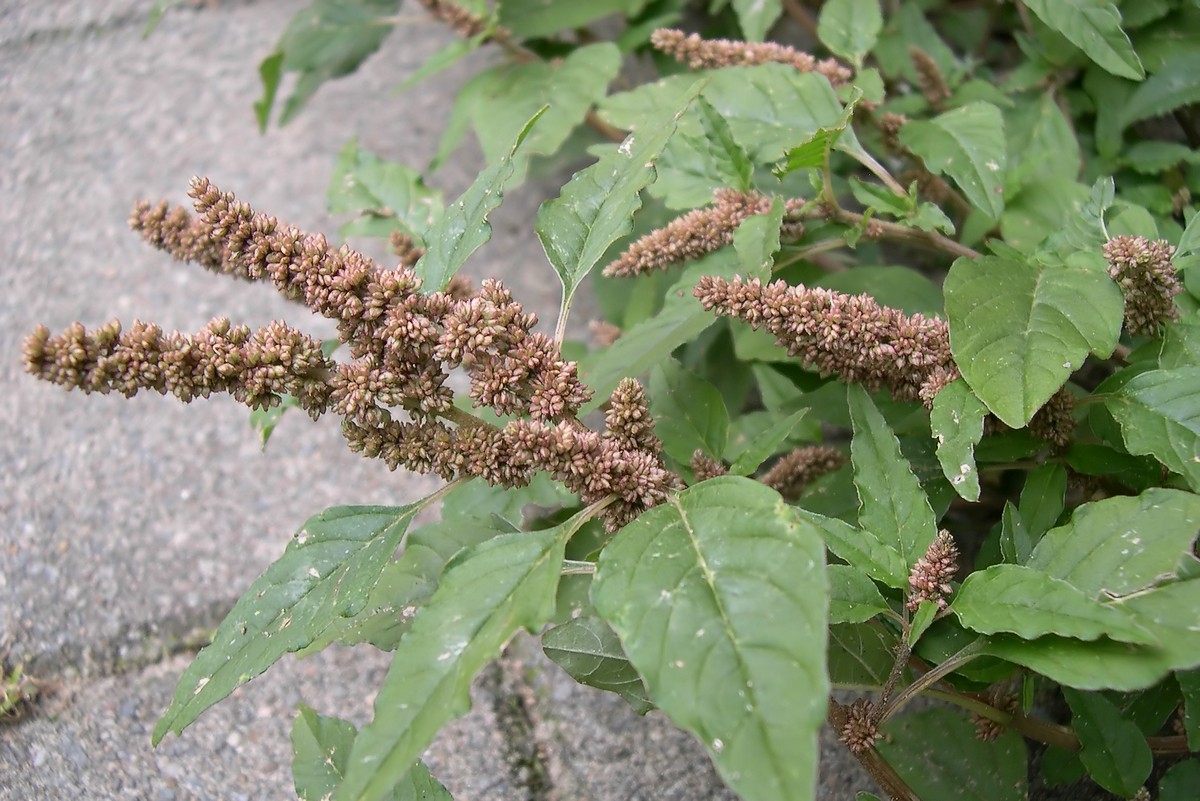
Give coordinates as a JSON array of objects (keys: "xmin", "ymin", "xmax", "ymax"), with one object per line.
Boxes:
[
  {"xmin": 877, "ymin": 639, "xmax": 986, "ymax": 723},
  {"xmin": 831, "ymin": 207, "xmax": 982, "ymax": 260},
  {"xmin": 852, "ymin": 150, "xmax": 908, "ymax": 198},
  {"xmin": 828, "ymin": 699, "xmax": 924, "ymax": 801}
]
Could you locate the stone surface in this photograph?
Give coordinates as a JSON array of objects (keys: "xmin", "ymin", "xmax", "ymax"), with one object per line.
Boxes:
[{"xmin": 1, "ymin": 1, "xmax": 874, "ymax": 799}]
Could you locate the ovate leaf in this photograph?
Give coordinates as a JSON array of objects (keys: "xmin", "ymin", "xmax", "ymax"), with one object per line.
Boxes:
[
  {"xmin": 579, "ymin": 251, "xmax": 736, "ymax": 408},
  {"xmin": 930, "ymin": 379, "xmax": 986, "ymax": 501},
  {"xmin": 1179, "ymin": 670, "xmax": 1200, "ymax": 750},
  {"xmin": 465, "ymin": 43, "xmax": 621, "ymax": 165},
  {"xmin": 732, "ymin": 197, "xmax": 785, "ymax": 276},
  {"xmin": 336, "ymin": 517, "xmax": 579, "ymax": 801},
  {"xmin": 538, "ymin": 79, "xmax": 704, "ymax": 333},
  {"xmin": 829, "ymin": 622, "xmax": 899, "ymax": 689},
  {"xmin": 1026, "ymin": 488, "xmax": 1200, "ymax": 597},
  {"xmin": 1110, "ymin": 580, "xmax": 1200, "ymax": 671},
  {"xmin": 952, "ymin": 564, "xmax": 1153, "ymax": 643},
  {"xmin": 827, "ymin": 565, "xmax": 889, "ymax": 624},
  {"xmin": 296, "ymin": 517, "xmax": 507, "ymax": 655},
  {"xmin": 1106, "ymin": 367, "xmax": 1200, "ymax": 491},
  {"xmin": 592, "ymin": 477, "xmax": 828, "ymax": 801},
  {"xmin": 649, "ymin": 359, "xmax": 730, "ymax": 466},
  {"xmin": 1018, "ymin": 463, "xmax": 1067, "ymax": 538},
  {"xmin": 945, "ymin": 254, "xmax": 1124, "ymax": 427},
  {"xmin": 693, "ymin": 96, "xmax": 754, "ymax": 192},
  {"xmin": 817, "ymin": 0, "xmax": 883, "ymax": 67},
  {"xmin": 415, "ymin": 106, "xmax": 546, "ymax": 291},
  {"xmin": 878, "ymin": 707, "xmax": 1027, "ymax": 801},
  {"xmin": 1120, "ymin": 54, "xmax": 1200, "ymax": 129},
  {"xmin": 327, "ymin": 139, "xmax": 443, "ymax": 243},
  {"xmin": 795, "ymin": 508, "xmax": 907, "ymax": 589},
  {"xmin": 1063, "ymin": 688, "xmax": 1152, "ymax": 797},
  {"xmin": 727, "ymin": 407, "xmax": 809, "ymax": 476},
  {"xmin": 733, "ymin": 0, "xmax": 782, "ymax": 42},
  {"xmin": 1023, "ymin": 0, "xmax": 1144, "ymax": 80},
  {"xmin": 983, "ymin": 635, "xmax": 1170, "ymax": 691},
  {"xmin": 269, "ymin": 0, "xmax": 401, "ymax": 127},
  {"xmin": 542, "ymin": 613, "xmax": 654, "ymax": 715},
  {"xmin": 153, "ymin": 505, "xmax": 419, "ymax": 744},
  {"xmin": 848, "ymin": 385, "xmax": 938, "ymax": 577},
  {"xmin": 900, "ymin": 102, "xmax": 1008, "ymax": 218},
  {"xmin": 292, "ymin": 707, "xmax": 450, "ymax": 801},
  {"xmin": 1161, "ymin": 760, "xmax": 1200, "ymax": 801}
]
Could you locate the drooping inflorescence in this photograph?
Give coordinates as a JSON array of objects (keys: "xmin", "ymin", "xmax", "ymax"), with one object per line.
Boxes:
[
  {"xmin": 26, "ymin": 179, "xmax": 676, "ymax": 531},
  {"xmin": 693, "ymin": 275, "xmax": 957, "ymax": 405},
  {"xmin": 650, "ymin": 28, "xmax": 852, "ymax": 87},
  {"xmin": 603, "ymin": 189, "xmax": 805, "ymax": 277}
]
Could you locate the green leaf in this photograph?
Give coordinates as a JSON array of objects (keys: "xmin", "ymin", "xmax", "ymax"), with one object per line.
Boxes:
[
  {"xmin": 877, "ymin": 707, "xmax": 1027, "ymax": 801},
  {"xmin": 292, "ymin": 707, "xmax": 450, "ymax": 801},
  {"xmin": 727, "ymin": 408, "xmax": 809, "ymax": 476},
  {"xmin": 732, "ymin": 197, "xmax": 785, "ymax": 276},
  {"xmin": 984, "ymin": 634, "xmax": 1170, "ymax": 691},
  {"xmin": 1106, "ymin": 367, "xmax": 1200, "ymax": 491},
  {"xmin": 296, "ymin": 516, "xmax": 507, "ymax": 655},
  {"xmin": 1038, "ymin": 176, "xmax": 1115, "ymax": 260},
  {"xmin": 336, "ymin": 517, "xmax": 580, "ymax": 801},
  {"xmin": 542, "ymin": 613, "xmax": 654, "ymax": 715},
  {"xmin": 498, "ymin": 0, "xmax": 643, "ymax": 38},
  {"xmin": 1019, "ymin": 463, "xmax": 1068, "ymax": 538},
  {"xmin": 1063, "ymin": 688, "xmax": 1152, "ymax": 797},
  {"xmin": 1161, "ymin": 760, "xmax": 1200, "ymax": 801},
  {"xmin": 908, "ymin": 601, "xmax": 938, "ymax": 646},
  {"xmin": 1110, "ymin": 580, "xmax": 1200, "ymax": 671},
  {"xmin": 945, "ymin": 254, "xmax": 1124, "ymax": 427},
  {"xmin": 592, "ymin": 477, "xmax": 828, "ymax": 801},
  {"xmin": 1026, "ymin": 488, "xmax": 1200, "ymax": 597},
  {"xmin": 1121, "ymin": 53, "xmax": 1200, "ymax": 129},
  {"xmin": 732, "ymin": 0, "xmax": 782, "ymax": 41},
  {"xmin": 1158, "ymin": 322, "xmax": 1200, "ymax": 369},
  {"xmin": 847, "ymin": 385, "xmax": 938, "ymax": 577},
  {"xmin": 327, "ymin": 139, "xmax": 443, "ymax": 243},
  {"xmin": 249, "ymin": 395, "xmax": 300, "ymax": 448},
  {"xmin": 271, "ymin": 0, "xmax": 401, "ymax": 127},
  {"xmin": 1006, "ymin": 92, "xmax": 1082, "ymax": 183},
  {"xmin": 1181, "ymin": 669, "xmax": 1200, "ymax": 751},
  {"xmin": 952, "ymin": 564, "xmax": 1153, "ymax": 643},
  {"xmin": 1023, "ymin": 0, "xmax": 1144, "ymax": 80},
  {"xmin": 828, "ymin": 622, "xmax": 900, "ymax": 689},
  {"xmin": 396, "ymin": 31, "xmax": 487, "ymax": 92},
  {"xmin": 414, "ymin": 106, "xmax": 545, "ymax": 291},
  {"xmin": 538, "ymin": 78, "xmax": 704, "ymax": 335},
  {"xmin": 649, "ymin": 359, "xmax": 730, "ymax": 466},
  {"xmin": 693, "ymin": 96, "xmax": 754, "ymax": 192},
  {"xmin": 579, "ymin": 251, "xmax": 737, "ymax": 408},
  {"xmin": 827, "ymin": 565, "xmax": 889, "ymax": 624},
  {"xmin": 817, "ymin": 0, "xmax": 883, "ymax": 67},
  {"xmin": 930, "ymin": 379, "xmax": 986, "ymax": 502},
  {"xmin": 999, "ymin": 502, "xmax": 1034, "ymax": 565},
  {"xmin": 795, "ymin": 507, "xmax": 907, "ymax": 589},
  {"xmin": 441, "ymin": 42, "xmax": 619, "ymax": 171},
  {"xmin": 253, "ymin": 52, "xmax": 285, "ymax": 134},
  {"xmin": 153, "ymin": 505, "xmax": 420, "ymax": 744},
  {"xmin": 900, "ymin": 102, "xmax": 1008, "ymax": 218}
]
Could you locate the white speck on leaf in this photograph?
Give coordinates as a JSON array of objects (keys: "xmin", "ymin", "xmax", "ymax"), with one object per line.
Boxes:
[{"xmin": 618, "ymin": 136, "xmax": 634, "ymax": 156}]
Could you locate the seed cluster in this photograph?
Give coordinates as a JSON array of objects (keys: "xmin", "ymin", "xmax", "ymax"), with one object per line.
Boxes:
[
  {"xmin": 650, "ymin": 28, "xmax": 852, "ymax": 87},
  {"xmin": 907, "ymin": 530, "xmax": 959, "ymax": 611},
  {"xmin": 25, "ymin": 179, "xmax": 677, "ymax": 531},
  {"xmin": 694, "ymin": 275, "xmax": 956, "ymax": 404},
  {"xmin": 760, "ymin": 445, "xmax": 847, "ymax": 501},
  {"xmin": 1102, "ymin": 235, "xmax": 1182, "ymax": 335},
  {"xmin": 603, "ymin": 190, "xmax": 804, "ymax": 278}
]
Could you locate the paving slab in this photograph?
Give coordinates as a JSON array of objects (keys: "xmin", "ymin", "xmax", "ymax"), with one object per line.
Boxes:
[
  {"xmin": 0, "ymin": 646, "xmax": 529, "ymax": 801},
  {"xmin": 2, "ymin": 1, "xmax": 874, "ymax": 799}
]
